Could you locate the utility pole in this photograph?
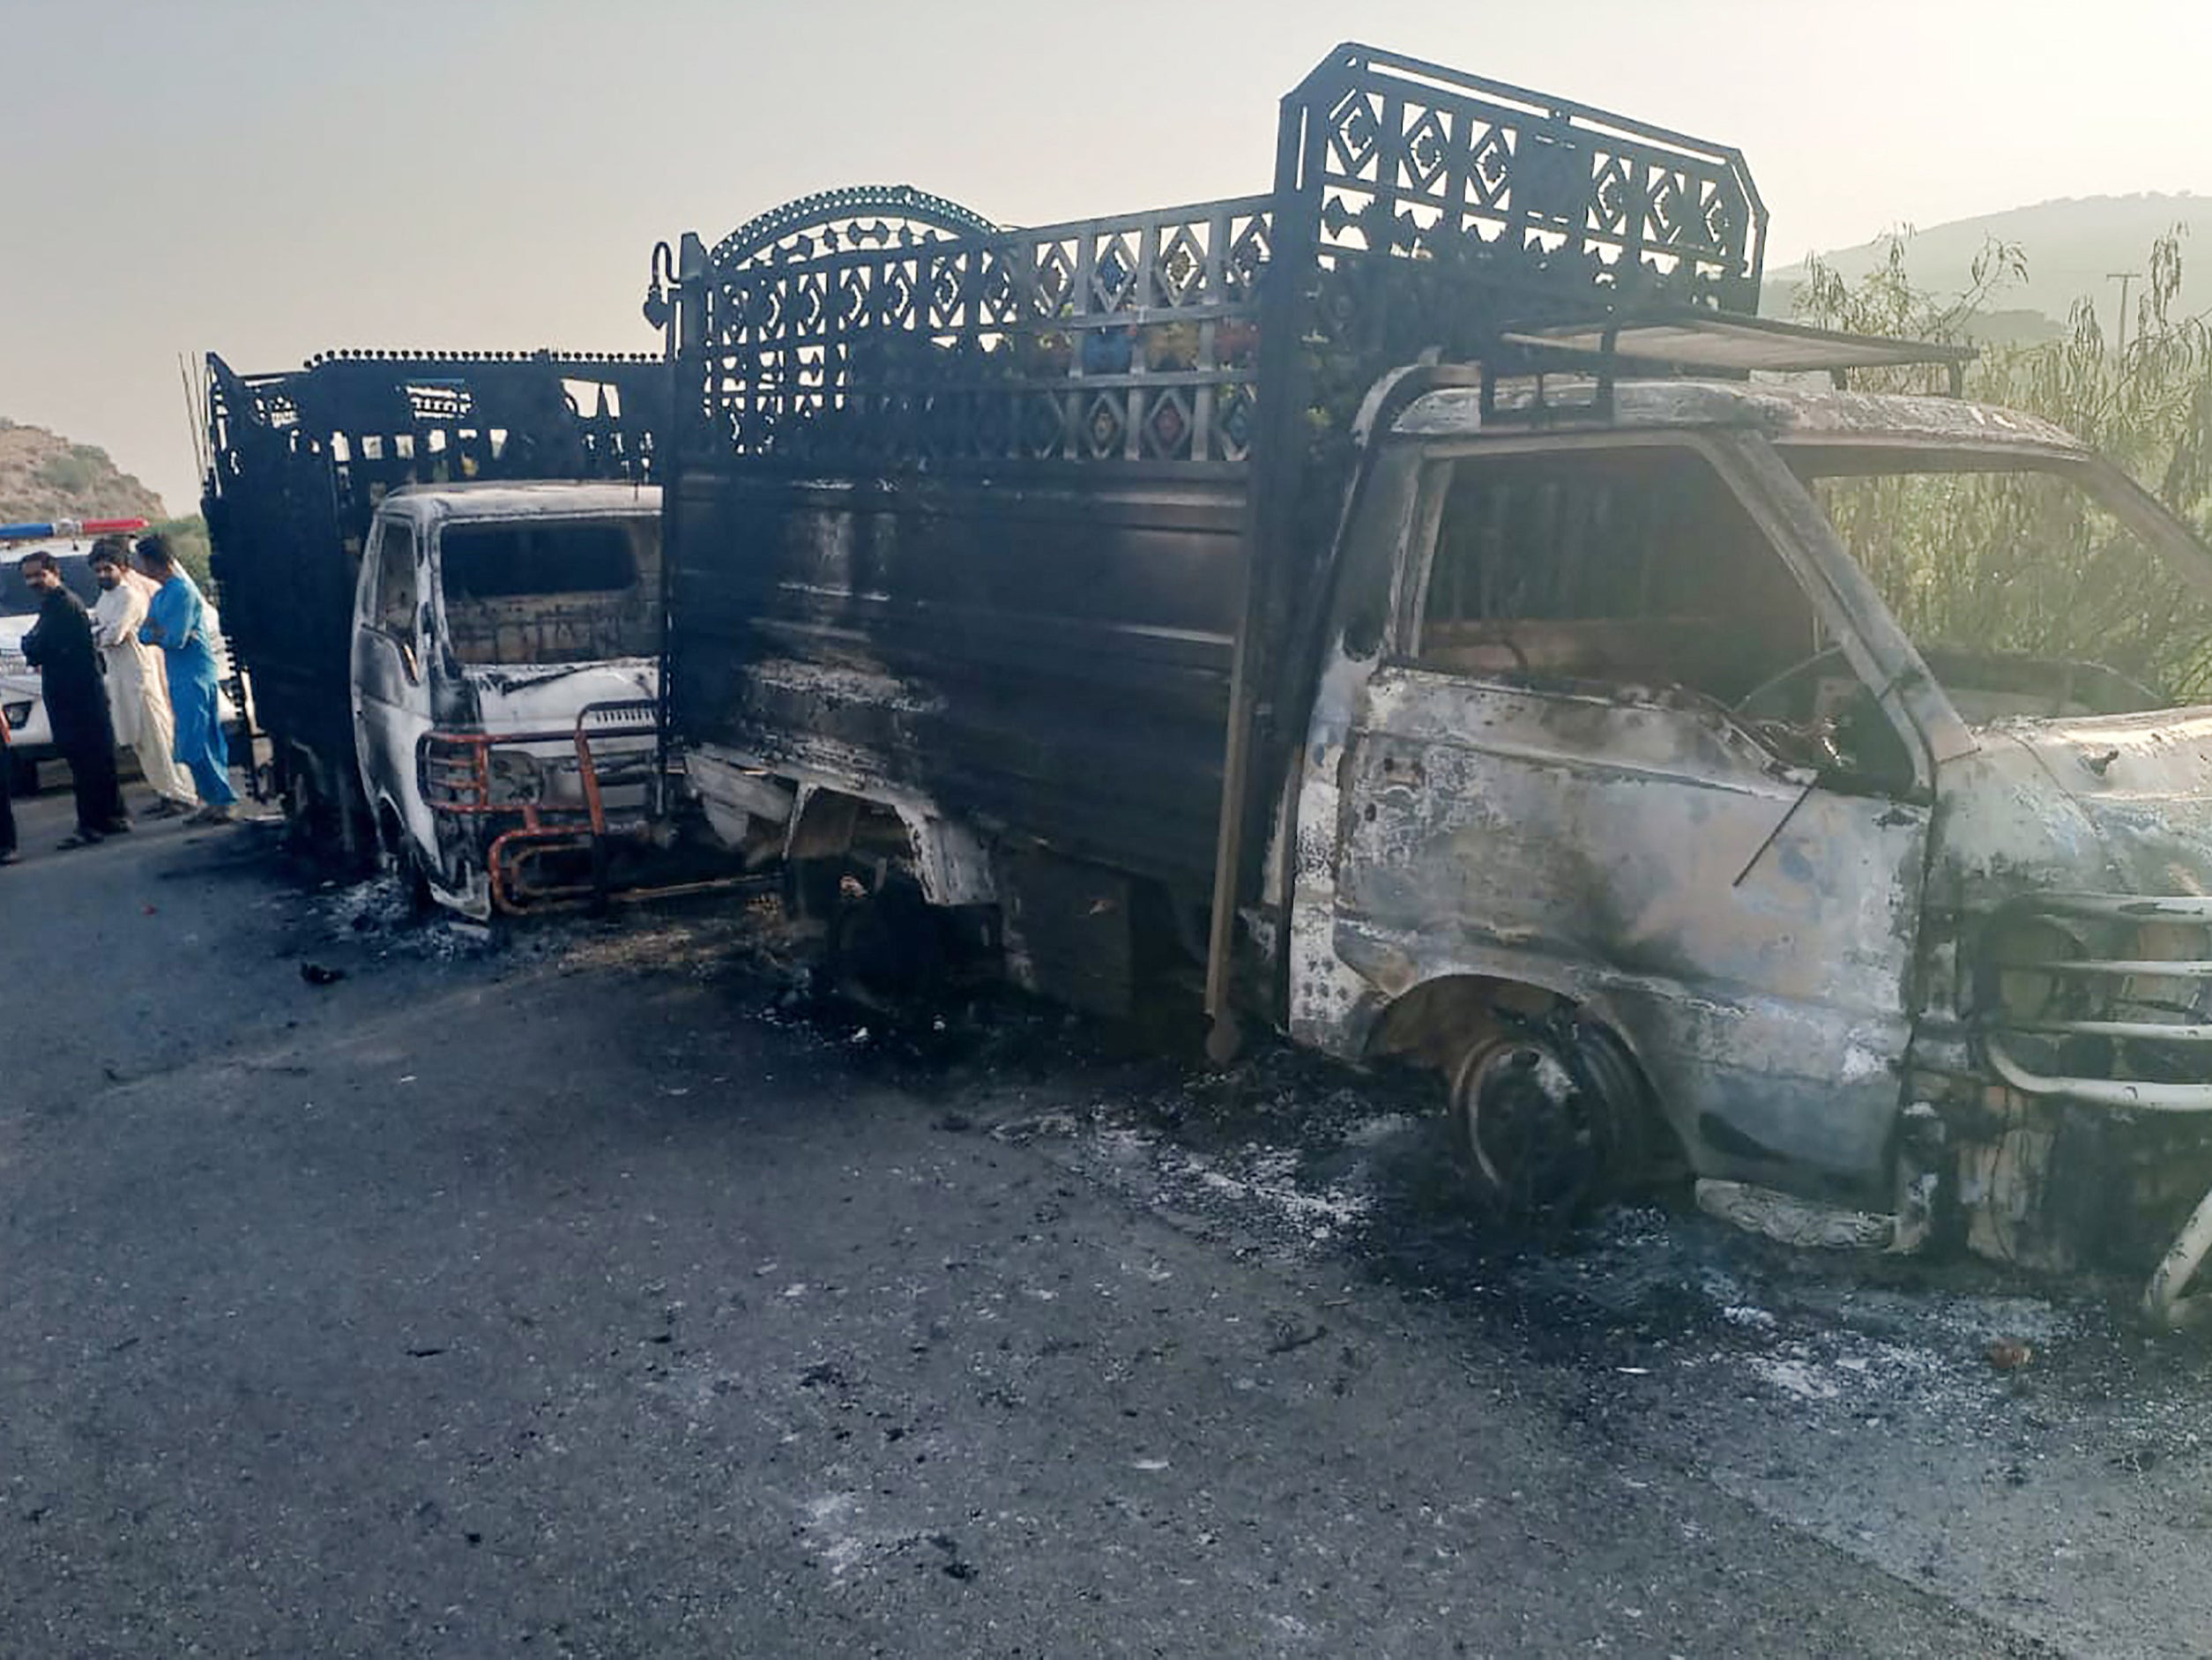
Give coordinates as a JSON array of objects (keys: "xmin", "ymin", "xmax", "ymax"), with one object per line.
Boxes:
[{"xmin": 2107, "ymin": 271, "xmax": 2141, "ymax": 356}]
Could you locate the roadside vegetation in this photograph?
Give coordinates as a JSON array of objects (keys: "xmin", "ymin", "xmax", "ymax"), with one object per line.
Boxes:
[
  {"xmin": 150, "ymin": 513, "xmax": 214, "ymax": 588},
  {"xmin": 1793, "ymin": 229, "xmax": 2212, "ymax": 697}
]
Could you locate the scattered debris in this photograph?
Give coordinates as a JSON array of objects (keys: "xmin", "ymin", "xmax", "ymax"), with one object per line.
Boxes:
[{"xmin": 1264, "ymin": 1318, "xmax": 1329, "ymax": 1355}]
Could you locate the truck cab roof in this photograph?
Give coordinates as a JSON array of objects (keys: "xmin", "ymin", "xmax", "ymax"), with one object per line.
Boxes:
[
  {"xmin": 1396, "ymin": 379, "xmax": 2086, "ymax": 458},
  {"xmin": 379, "ymin": 481, "xmax": 661, "ymax": 524}
]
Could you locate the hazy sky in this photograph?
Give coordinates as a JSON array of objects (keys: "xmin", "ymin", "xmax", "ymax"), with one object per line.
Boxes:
[{"xmin": 4, "ymin": 0, "xmax": 2207, "ymax": 511}]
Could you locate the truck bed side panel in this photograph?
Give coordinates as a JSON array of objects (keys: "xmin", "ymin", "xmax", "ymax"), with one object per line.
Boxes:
[{"xmin": 671, "ymin": 467, "xmax": 1244, "ymax": 891}]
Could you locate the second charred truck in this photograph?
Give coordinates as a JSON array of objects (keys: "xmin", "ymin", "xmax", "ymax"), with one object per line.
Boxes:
[
  {"xmin": 647, "ymin": 45, "xmax": 2212, "ymax": 1315},
  {"xmin": 202, "ymin": 352, "xmax": 749, "ymax": 912}
]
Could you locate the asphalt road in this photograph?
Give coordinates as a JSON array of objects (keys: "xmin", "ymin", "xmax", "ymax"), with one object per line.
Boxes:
[{"xmin": 0, "ymin": 784, "xmax": 2156, "ymax": 1656}]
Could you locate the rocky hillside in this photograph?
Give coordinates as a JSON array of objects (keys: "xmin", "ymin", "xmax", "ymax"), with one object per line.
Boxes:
[{"xmin": 0, "ymin": 418, "xmax": 168, "ymax": 525}]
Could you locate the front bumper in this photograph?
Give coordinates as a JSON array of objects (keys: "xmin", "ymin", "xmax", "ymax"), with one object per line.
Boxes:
[
  {"xmin": 1979, "ymin": 891, "xmax": 2212, "ymax": 1110},
  {"xmin": 1976, "ymin": 891, "xmax": 2212, "ymax": 1322}
]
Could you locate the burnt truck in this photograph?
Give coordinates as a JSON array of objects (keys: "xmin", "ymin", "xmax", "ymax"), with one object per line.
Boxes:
[
  {"xmin": 652, "ymin": 44, "xmax": 2212, "ymax": 1319},
  {"xmin": 204, "ymin": 352, "xmax": 699, "ymax": 911}
]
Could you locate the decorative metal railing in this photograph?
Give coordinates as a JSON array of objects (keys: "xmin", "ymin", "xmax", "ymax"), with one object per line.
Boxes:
[
  {"xmin": 691, "ymin": 189, "xmax": 1271, "ymax": 471},
  {"xmin": 670, "ymin": 45, "xmax": 1765, "ymax": 478},
  {"xmin": 208, "ymin": 350, "xmax": 667, "ymax": 503},
  {"xmin": 1292, "ymin": 44, "xmax": 1762, "ymax": 306}
]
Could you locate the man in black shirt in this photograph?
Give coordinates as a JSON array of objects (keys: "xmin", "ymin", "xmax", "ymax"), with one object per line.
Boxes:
[{"xmin": 19, "ymin": 551, "xmax": 128, "ymax": 848}]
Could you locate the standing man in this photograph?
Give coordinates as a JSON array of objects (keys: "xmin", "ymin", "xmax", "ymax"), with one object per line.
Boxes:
[
  {"xmin": 18, "ymin": 550, "xmax": 130, "ymax": 848},
  {"xmin": 134, "ymin": 534, "xmax": 238, "ymax": 824},
  {"xmin": 88, "ymin": 539, "xmax": 197, "ymax": 817}
]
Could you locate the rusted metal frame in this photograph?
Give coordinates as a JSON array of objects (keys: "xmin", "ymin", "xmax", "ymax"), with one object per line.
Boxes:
[
  {"xmin": 571, "ymin": 693, "xmax": 658, "ymax": 882},
  {"xmin": 574, "ymin": 725, "xmax": 614, "ymax": 837},
  {"xmin": 488, "ymin": 823, "xmax": 638, "ymax": 912},
  {"xmin": 488, "ymin": 826, "xmax": 651, "ymax": 912},
  {"xmin": 482, "ymin": 696, "xmax": 736, "ymax": 917},
  {"xmin": 421, "ymin": 711, "xmax": 654, "ymax": 813},
  {"xmin": 1203, "ymin": 85, "xmax": 1325, "ymax": 1032},
  {"xmin": 420, "ymin": 732, "xmax": 496, "ymax": 813},
  {"xmin": 489, "ymin": 822, "xmax": 767, "ymax": 914},
  {"xmin": 570, "ymin": 697, "xmax": 661, "ymax": 909}
]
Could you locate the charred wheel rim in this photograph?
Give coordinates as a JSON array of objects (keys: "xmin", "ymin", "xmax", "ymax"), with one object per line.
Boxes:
[{"xmin": 1449, "ymin": 1017, "xmax": 1646, "ymax": 1217}]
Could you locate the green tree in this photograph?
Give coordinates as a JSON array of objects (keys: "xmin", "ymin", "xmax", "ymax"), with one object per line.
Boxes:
[{"xmin": 149, "ymin": 514, "xmax": 214, "ymax": 591}]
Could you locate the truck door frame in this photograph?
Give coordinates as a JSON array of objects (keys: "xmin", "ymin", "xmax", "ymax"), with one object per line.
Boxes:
[
  {"xmin": 351, "ymin": 505, "xmax": 437, "ymax": 864},
  {"xmin": 1290, "ymin": 425, "xmax": 1961, "ymax": 1202}
]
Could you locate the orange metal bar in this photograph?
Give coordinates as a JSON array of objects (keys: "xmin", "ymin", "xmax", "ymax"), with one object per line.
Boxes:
[{"xmin": 427, "ymin": 702, "xmax": 671, "ymax": 913}]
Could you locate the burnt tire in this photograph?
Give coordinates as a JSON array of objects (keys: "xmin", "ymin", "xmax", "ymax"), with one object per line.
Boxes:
[
  {"xmin": 1446, "ymin": 1013, "xmax": 1653, "ymax": 1222},
  {"xmin": 376, "ymin": 804, "xmax": 436, "ymax": 918},
  {"xmin": 782, "ymin": 856, "xmax": 846, "ymax": 934}
]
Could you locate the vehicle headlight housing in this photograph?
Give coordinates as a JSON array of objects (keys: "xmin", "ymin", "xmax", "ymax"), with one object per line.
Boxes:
[{"xmin": 3, "ymin": 699, "xmax": 29, "ymax": 731}]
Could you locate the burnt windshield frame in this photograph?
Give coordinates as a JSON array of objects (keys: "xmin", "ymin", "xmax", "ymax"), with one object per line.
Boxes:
[
  {"xmin": 1776, "ymin": 441, "xmax": 2212, "ymax": 599},
  {"xmin": 1399, "ymin": 428, "xmax": 1951, "ymax": 794},
  {"xmin": 436, "ymin": 517, "xmax": 650, "ymax": 601},
  {"xmin": 1777, "ymin": 440, "xmax": 2212, "ymax": 705}
]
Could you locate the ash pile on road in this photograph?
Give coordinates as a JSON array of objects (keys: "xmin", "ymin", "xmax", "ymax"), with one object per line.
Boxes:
[{"xmin": 702, "ymin": 940, "xmax": 2212, "ymax": 1464}]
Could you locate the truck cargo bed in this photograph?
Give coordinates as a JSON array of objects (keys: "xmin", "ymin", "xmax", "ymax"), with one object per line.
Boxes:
[{"xmin": 673, "ymin": 466, "xmax": 1241, "ymax": 891}]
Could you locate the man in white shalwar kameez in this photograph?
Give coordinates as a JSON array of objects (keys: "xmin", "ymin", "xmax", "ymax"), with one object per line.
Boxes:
[{"xmin": 89, "ymin": 540, "xmax": 197, "ymax": 815}]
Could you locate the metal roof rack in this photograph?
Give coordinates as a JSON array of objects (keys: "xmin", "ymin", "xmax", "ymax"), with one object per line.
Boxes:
[{"xmin": 1485, "ymin": 309, "xmax": 1978, "ymax": 417}]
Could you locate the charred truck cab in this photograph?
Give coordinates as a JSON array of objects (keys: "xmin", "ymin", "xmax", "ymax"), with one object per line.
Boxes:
[
  {"xmin": 351, "ymin": 483, "xmax": 663, "ymax": 917},
  {"xmin": 1293, "ymin": 368, "xmax": 2212, "ymax": 1314},
  {"xmin": 205, "ymin": 351, "xmax": 750, "ymax": 913},
  {"xmin": 656, "ymin": 44, "xmax": 2212, "ymax": 1318}
]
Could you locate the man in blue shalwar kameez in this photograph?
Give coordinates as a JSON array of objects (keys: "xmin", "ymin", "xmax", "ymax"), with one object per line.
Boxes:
[{"xmin": 134, "ymin": 535, "xmax": 240, "ymax": 824}]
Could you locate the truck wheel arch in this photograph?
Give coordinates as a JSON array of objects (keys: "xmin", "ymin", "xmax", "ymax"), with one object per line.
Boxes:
[
  {"xmin": 1365, "ymin": 971, "xmax": 1685, "ymax": 1204},
  {"xmin": 782, "ymin": 785, "xmax": 999, "ymax": 911}
]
